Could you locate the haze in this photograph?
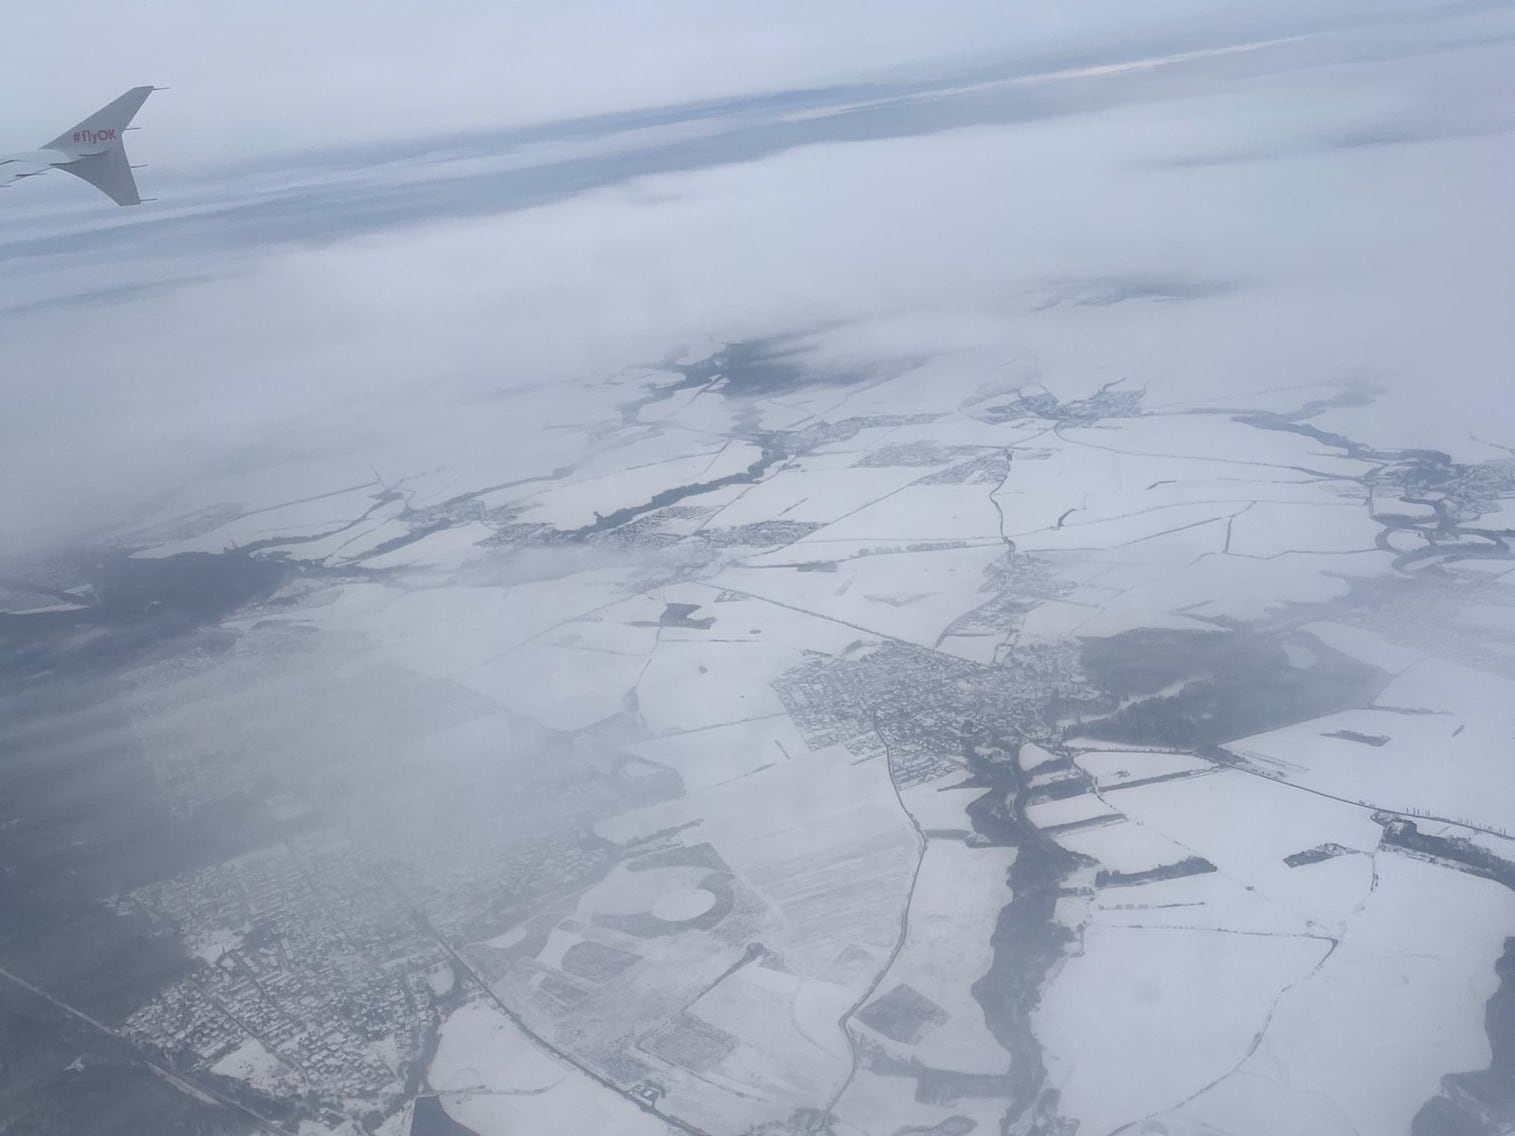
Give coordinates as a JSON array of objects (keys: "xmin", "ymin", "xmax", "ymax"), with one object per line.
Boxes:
[{"xmin": 2, "ymin": 6, "xmax": 1514, "ymax": 1136}]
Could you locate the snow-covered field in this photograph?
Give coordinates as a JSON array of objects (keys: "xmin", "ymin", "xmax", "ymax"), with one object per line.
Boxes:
[
  {"xmin": 1037, "ymin": 924, "xmax": 1332, "ymax": 1135},
  {"xmin": 93, "ymin": 370, "xmax": 1515, "ymax": 1136},
  {"xmin": 1223, "ymin": 656, "xmax": 1515, "ymax": 836},
  {"xmin": 1150, "ymin": 854, "xmax": 1515, "ymax": 1136}
]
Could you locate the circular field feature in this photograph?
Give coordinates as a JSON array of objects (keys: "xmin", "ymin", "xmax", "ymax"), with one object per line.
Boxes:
[{"xmin": 651, "ymin": 888, "xmax": 717, "ymax": 922}]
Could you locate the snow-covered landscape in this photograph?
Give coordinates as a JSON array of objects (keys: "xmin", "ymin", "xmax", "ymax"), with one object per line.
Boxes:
[
  {"xmin": 8, "ymin": 350, "xmax": 1513, "ymax": 1136},
  {"xmin": 2, "ymin": 4, "xmax": 1513, "ymax": 1135}
]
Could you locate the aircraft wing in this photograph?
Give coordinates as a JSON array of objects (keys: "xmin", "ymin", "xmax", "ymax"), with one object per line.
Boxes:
[
  {"xmin": 2, "ymin": 86, "xmax": 156, "ymax": 206},
  {"xmin": 0, "ymin": 154, "xmax": 56, "ymax": 192}
]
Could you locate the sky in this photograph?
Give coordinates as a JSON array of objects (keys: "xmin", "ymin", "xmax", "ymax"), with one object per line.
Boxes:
[
  {"xmin": 2, "ymin": 0, "xmax": 1503, "ymax": 160},
  {"xmin": 1, "ymin": 0, "xmax": 1513, "ymax": 554}
]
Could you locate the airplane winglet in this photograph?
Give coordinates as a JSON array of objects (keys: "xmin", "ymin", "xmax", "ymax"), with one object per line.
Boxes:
[
  {"xmin": 43, "ymin": 87, "xmax": 156, "ymax": 207},
  {"xmin": 43, "ymin": 86, "xmax": 154, "ymax": 153}
]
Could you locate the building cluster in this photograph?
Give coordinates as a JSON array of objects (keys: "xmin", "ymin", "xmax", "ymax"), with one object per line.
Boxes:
[
  {"xmin": 775, "ymin": 639, "xmax": 1088, "ymax": 789},
  {"xmin": 118, "ymin": 836, "xmax": 448, "ymax": 1108}
]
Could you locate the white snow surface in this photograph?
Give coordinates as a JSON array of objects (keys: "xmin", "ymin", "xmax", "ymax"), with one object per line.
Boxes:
[{"xmin": 84, "ymin": 233, "xmax": 1515, "ymax": 1136}]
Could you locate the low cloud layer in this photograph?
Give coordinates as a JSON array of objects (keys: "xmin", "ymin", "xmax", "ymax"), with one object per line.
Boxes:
[{"xmin": 1, "ymin": 3, "xmax": 1512, "ymax": 554}]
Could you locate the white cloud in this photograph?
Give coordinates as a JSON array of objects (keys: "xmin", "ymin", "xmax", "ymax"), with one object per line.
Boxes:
[{"xmin": 1, "ymin": 6, "xmax": 1511, "ymax": 551}]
